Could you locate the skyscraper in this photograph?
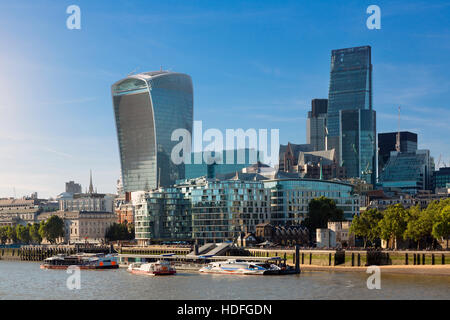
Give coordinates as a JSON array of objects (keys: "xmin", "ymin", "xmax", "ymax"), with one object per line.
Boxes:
[
  {"xmin": 306, "ymin": 99, "xmax": 328, "ymax": 151},
  {"xmin": 112, "ymin": 71, "xmax": 193, "ymax": 192},
  {"xmin": 378, "ymin": 131, "xmax": 418, "ymax": 175},
  {"xmin": 326, "ymin": 46, "xmax": 376, "ymax": 184}
]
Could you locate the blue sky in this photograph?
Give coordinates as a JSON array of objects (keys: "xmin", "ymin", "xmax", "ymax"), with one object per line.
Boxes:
[{"xmin": 0, "ymin": 0, "xmax": 449, "ymax": 198}]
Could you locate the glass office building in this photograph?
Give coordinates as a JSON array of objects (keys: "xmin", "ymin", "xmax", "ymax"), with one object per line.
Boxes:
[
  {"xmin": 263, "ymin": 179, "xmax": 359, "ymax": 223},
  {"xmin": 378, "ymin": 150, "xmax": 434, "ymax": 194},
  {"xmin": 326, "ymin": 46, "xmax": 375, "ymax": 184},
  {"xmin": 185, "ymin": 149, "xmax": 261, "ymax": 180},
  {"xmin": 434, "ymin": 167, "xmax": 450, "ymax": 191},
  {"xmin": 112, "ymin": 71, "xmax": 193, "ymax": 192},
  {"xmin": 306, "ymin": 99, "xmax": 328, "ymax": 151},
  {"xmin": 378, "ymin": 131, "xmax": 418, "ymax": 175},
  {"xmin": 340, "ymin": 109, "xmax": 376, "ymax": 184}
]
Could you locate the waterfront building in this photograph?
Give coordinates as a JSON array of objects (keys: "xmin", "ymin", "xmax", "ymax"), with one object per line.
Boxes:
[
  {"xmin": 114, "ymin": 193, "xmax": 135, "ymax": 225},
  {"xmin": 434, "ymin": 167, "xmax": 450, "ymax": 192},
  {"xmin": 378, "ymin": 149, "xmax": 434, "ymax": 195},
  {"xmin": 65, "ymin": 181, "xmax": 82, "ymax": 194},
  {"xmin": 185, "ymin": 149, "xmax": 261, "ymax": 180},
  {"xmin": 378, "ymin": 131, "xmax": 418, "ymax": 176},
  {"xmin": 306, "ymin": 99, "xmax": 328, "ymax": 151},
  {"xmin": 38, "ymin": 211, "xmax": 116, "ymax": 243},
  {"xmin": 326, "ymin": 46, "xmax": 376, "ymax": 184},
  {"xmin": 316, "ymin": 228, "xmax": 336, "ymax": 248},
  {"xmin": 111, "ymin": 71, "xmax": 193, "ymax": 192},
  {"xmin": 254, "ymin": 223, "xmax": 309, "ymax": 246},
  {"xmin": 328, "ymin": 221, "xmax": 354, "ymax": 247},
  {"xmin": 188, "ymin": 179, "xmax": 271, "ymax": 244},
  {"xmin": 0, "ymin": 199, "xmax": 40, "ymax": 226},
  {"xmin": 131, "ymin": 188, "xmax": 192, "ymax": 246},
  {"xmin": 262, "ymin": 179, "xmax": 359, "ymax": 223}
]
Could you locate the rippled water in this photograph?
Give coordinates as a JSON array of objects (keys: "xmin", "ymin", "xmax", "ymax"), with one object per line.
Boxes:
[{"xmin": 0, "ymin": 261, "xmax": 449, "ymax": 300}]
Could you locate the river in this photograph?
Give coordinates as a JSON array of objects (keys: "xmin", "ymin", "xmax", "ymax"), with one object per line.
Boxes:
[{"xmin": 0, "ymin": 261, "xmax": 448, "ymax": 300}]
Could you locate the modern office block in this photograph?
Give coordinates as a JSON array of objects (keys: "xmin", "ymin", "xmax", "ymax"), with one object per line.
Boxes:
[
  {"xmin": 434, "ymin": 167, "xmax": 450, "ymax": 191},
  {"xmin": 340, "ymin": 109, "xmax": 376, "ymax": 184},
  {"xmin": 378, "ymin": 131, "xmax": 418, "ymax": 175},
  {"xmin": 112, "ymin": 71, "xmax": 193, "ymax": 192},
  {"xmin": 306, "ymin": 99, "xmax": 328, "ymax": 151},
  {"xmin": 379, "ymin": 149, "xmax": 435, "ymax": 194}
]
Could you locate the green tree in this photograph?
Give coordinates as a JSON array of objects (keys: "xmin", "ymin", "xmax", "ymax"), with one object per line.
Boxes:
[
  {"xmin": 378, "ymin": 204, "xmax": 409, "ymax": 249},
  {"xmin": 6, "ymin": 226, "xmax": 18, "ymax": 243},
  {"xmin": 0, "ymin": 226, "xmax": 8, "ymax": 244},
  {"xmin": 105, "ymin": 223, "xmax": 134, "ymax": 242},
  {"xmin": 432, "ymin": 205, "xmax": 450, "ymax": 248},
  {"xmin": 303, "ymin": 196, "xmax": 344, "ymax": 238},
  {"xmin": 349, "ymin": 208, "xmax": 382, "ymax": 248},
  {"xmin": 16, "ymin": 224, "xmax": 31, "ymax": 244},
  {"xmin": 39, "ymin": 215, "xmax": 65, "ymax": 244},
  {"xmin": 29, "ymin": 223, "xmax": 42, "ymax": 244}
]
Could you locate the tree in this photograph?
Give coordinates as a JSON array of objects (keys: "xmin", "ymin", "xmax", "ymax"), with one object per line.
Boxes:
[
  {"xmin": 16, "ymin": 224, "xmax": 31, "ymax": 244},
  {"xmin": 303, "ymin": 196, "xmax": 344, "ymax": 238},
  {"xmin": 378, "ymin": 204, "xmax": 409, "ymax": 249},
  {"xmin": 0, "ymin": 226, "xmax": 8, "ymax": 244},
  {"xmin": 105, "ymin": 223, "xmax": 134, "ymax": 242},
  {"xmin": 349, "ymin": 208, "xmax": 382, "ymax": 248},
  {"xmin": 432, "ymin": 205, "xmax": 450, "ymax": 249},
  {"xmin": 6, "ymin": 226, "xmax": 17, "ymax": 243},
  {"xmin": 29, "ymin": 223, "xmax": 42, "ymax": 244},
  {"xmin": 39, "ymin": 215, "xmax": 65, "ymax": 244}
]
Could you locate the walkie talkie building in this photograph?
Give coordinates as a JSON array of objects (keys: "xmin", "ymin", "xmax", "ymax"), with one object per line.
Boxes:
[{"xmin": 112, "ymin": 71, "xmax": 193, "ymax": 192}]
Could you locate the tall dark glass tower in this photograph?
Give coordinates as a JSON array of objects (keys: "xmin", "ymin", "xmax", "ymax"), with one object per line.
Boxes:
[
  {"xmin": 326, "ymin": 46, "xmax": 376, "ymax": 184},
  {"xmin": 112, "ymin": 71, "xmax": 193, "ymax": 192}
]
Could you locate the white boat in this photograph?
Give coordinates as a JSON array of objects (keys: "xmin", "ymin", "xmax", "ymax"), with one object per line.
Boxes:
[
  {"xmin": 198, "ymin": 259, "xmax": 281, "ymax": 275},
  {"xmin": 127, "ymin": 260, "xmax": 176, "ymax": 276}
]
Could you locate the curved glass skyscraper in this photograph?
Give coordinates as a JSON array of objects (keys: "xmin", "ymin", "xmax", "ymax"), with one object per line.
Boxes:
[{"xmin": 112, "ymin": 71, "xmax": 193, "ymax": 192}]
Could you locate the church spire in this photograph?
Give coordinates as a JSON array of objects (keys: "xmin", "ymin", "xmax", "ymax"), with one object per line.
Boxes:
[{"xmin": 89, "ymin": 170, "xmax": 94, "ymax": 194}]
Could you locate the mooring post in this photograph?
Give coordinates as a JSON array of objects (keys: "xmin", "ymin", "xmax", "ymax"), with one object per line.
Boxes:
[
  {"xmin": 295, "ymin": 245, "xmax": 300, "ymax": 273},
  {"xmin": 422, "ymin": 254, "xmax": 425, "ymax": 265},
  {"xmin": 301, "ymin": 252, "xmax": 304, "ymax": 264},
  {"xmin": 405, "ymin": 253, "xmax": 408, "ymax": 265},
  {"xmin": 357, "ymin": 253, "xmax": 361, "ymax": 266},
  {"xmin": 352, "ymin": 252, "xmax": 355, "ymax": 266},
  {"xmin": 309, "ymin": 252, "xmax": 312, "ymax": 265},
  {"xmin": 329, "ymin": 253, "xmax": 332, "ymax": 266},
  {"xmin": 413, "ymin": 253, "xmax": 416, "ymax": 265},
  {"xmin": 194, "ymin": 244, "xmax": 199, "ymax": 256},
  {"xmin": 442, "ymin": 254, "xmax": 445, "ymax": 265},
  {"xmin": 432, "ymin": 254, "xmax": 435, "ymax": 265}
]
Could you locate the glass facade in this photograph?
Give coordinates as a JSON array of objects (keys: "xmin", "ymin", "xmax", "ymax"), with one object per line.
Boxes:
[
  {"xmin": 185, "ymin": 149, "xmax": 261, "ymax": 180},
  {"xmin": 112, "ymin": 71, "xmax": 193, "ymax": 192},
  {"xmin": 378, "ymin": 131, "xmax": 418, "ymax": 175},
  {"xmin": 340, "ymin": 109, "xmax": 376, "ymax": 184},
  {"xmin": 379, "ymin": 150, "xmax": 434, "ymax": 194},
  {"xmin": 263, "ymin": 179, "xmax": 359, "ymax": 222},
  {"xmin": 326, "ymin": 46, "xmax": 375, "ymax": 184},
  {"xmin": 434, "ymin": 167, "xmax": 450, "ymax": 190}
]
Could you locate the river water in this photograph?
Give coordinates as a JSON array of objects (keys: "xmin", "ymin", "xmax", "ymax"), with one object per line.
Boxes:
[{"xmin": 0, "ymin": 261, "xmax": 448, "ymax": 300}]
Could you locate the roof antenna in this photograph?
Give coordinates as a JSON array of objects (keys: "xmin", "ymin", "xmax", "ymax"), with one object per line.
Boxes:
[{"xmin": 395, "ymin": 106, "xmax": 401, "ymax": 152}]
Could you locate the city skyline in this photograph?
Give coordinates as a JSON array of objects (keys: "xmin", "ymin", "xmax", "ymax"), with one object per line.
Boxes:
[{"xmin": 1, "ymin": 0, "xmax": 450, "ymax": 198}]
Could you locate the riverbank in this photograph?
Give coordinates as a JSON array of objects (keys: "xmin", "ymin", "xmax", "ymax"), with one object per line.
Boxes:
[{"xmin": 296, "ymin": 264, "xmax": 450, "ymax": 276}]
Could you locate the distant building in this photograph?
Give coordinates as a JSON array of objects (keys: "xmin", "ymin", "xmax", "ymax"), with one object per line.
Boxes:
[
  {"xmin": 434, "ymin": 167, "xmax": 450, "ymax": 192},
  {"xmin": 0, "ymin": 199, "xmax": 40, "ymax": 226},
  {"xmin": 328, "ymin": 221, "xmax": 354, "ymax": 247},
  {"xmin": 379, "ymin": 149, "xmax": 434, "ymax": 194},
  {"xmin": 112, "ymin": 71, "xmax": 193, "ymax": 192},
  {"xmin": 114, "ymin": 192, "xmax": 134, "ymax": 225},
  {"xmin": 378, "ymin": 131, "xmax": 418, "ymax": 176},
  {"xmin": 185, "ymin": 149, "xmax": 261, "ymax": 180},
  {"xmin": 316, "ymin": 228, "xmax": 336, "ymax": 248},
  {"xmin": 306, "ymin": 99, "xmax": 328, "ymax": 151},
  {"xmin": 65, "ymin": 181, "xmax": 82, "ymax": 194},
  {"xmin": 279, "ymin": 143, "xmax": 313, "ymax": 172},
  {"xmin": 38, "ymin": 210, "xmax": 116, "ymax": 243},
  {"xmin": 255, "ymin": 223, "xmax": 309, "ymax": 246}
]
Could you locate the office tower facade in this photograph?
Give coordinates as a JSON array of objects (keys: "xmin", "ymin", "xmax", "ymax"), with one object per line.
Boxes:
[
  {"xmin": 326, "ymin": 46, "xmax": 375, "ymax": 184},
  {"xmin": 379, "ymin": 149, "xmax": 435, "ymax": 194},
  {"xmin": 378, "ymin": 131, "xmax": 418, "ymax": 175},
  {"xmin": 340, "ymin": 109, "xmax": 376, "ymax": 184},
  {"xmin": 434, "ymin": 167, "xmax": 450, "ymax": 191},
  {"xmin": 112, "ymin": 71, "xmax": 193, "ymax": 192},
  {"xmin": 306, "ymin": 99, "xmax": 328, "ymax": 151},
  {"xmin": 185, "ymin": 149, "xmax": 261, "ymax": 180}
]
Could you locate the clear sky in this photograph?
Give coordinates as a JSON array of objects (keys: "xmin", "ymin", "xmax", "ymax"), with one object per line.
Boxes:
[{"xmin": 0, "ymin": 0, "xmax": 449, "ymax": 198}]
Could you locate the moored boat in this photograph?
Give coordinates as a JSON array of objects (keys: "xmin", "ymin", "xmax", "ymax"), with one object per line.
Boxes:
[
  {"xmin": 198, "ymin": 259, "xmax": 281, "ymax": 275},
  {"xmin": 40, "ymin": 253, "xmax": 119, "ymax": 270},
  {"xmin": 127, "ymin": 260, "xmax": 176, "ymax": 276}
]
